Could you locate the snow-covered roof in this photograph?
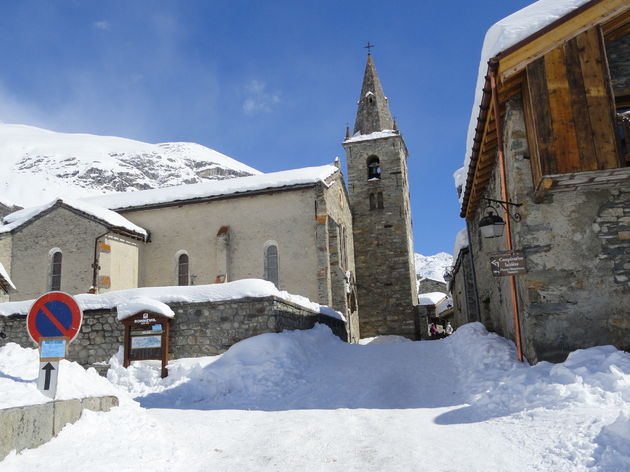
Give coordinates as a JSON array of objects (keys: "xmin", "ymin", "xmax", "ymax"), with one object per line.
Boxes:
[
  {"xmin": 458, "ymin": 0, "xmax": 592, "ymax": 206},
  {"xmin": 344, "ymin": 130, "xmax": 398, "ymax": 144},
  {"xmin": 0, "ymin": 263, "xmax": 16, "ymax": 293},
  {"xmin": 1, "ymin": 198, "xmax": 147, "ymax": 239},
  {"xmin": 418, "ymin": 292, "xmax": 448, "ymax": 306},
  {"xmin": 116, "ymin": 297, "xmax": 175, "ymax": 321},
  {"xmin": 0, "ymin": 279, "xmax": 344, "ymax": 321},
  {"xmin": 83, "ymin": 165, "xmax": 340, "ymax": 210},
  {"xmin": 453, "ymin": 228, "xmax": 470, "ymax": 261}
]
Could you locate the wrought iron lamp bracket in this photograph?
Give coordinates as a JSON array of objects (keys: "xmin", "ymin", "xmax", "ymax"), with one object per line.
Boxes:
[{"xmin": 483, "ymin": 198, "xmax": 522, "ymax": 222}]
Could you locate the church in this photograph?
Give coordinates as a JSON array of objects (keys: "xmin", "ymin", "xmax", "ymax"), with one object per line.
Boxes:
[{"xmin": 0, "ymin": 53, "xmax": 418, "ymax": 341}]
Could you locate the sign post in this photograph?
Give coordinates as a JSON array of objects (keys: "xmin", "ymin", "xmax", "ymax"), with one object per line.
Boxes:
[{"xmin": 27, "ymin": 292, "xmax": 82, "ymax": 398}]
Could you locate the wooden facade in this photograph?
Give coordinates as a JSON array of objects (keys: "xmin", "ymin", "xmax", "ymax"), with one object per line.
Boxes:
[{"xmin": 462, "ymin": 0, "xmax": 630, "ymax": 217}]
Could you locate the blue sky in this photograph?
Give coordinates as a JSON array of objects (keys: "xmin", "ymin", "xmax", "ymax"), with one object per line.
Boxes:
[{"xmin": 0, "ymin": 0, "xmax": 532, "ymax": 256}]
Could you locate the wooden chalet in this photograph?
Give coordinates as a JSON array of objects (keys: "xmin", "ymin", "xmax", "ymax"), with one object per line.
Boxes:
[{"xmin": 454, "ymin": 0, "xmax": 630, "ymax": 363}]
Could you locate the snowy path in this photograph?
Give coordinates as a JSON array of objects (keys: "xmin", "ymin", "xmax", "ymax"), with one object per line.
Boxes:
[{"xmin": 2, "ymin": 325, "xmax": 629, "ymax": 471}]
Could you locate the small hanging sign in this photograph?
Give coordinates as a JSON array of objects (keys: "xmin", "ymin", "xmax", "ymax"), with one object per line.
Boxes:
[{"xmin": 489, "ymin": 250, "xmax": 527, "ymax": 277}]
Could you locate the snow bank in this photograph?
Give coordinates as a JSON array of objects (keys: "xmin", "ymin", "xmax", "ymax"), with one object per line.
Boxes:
[
  {"xmin": 106, "ymin": 347, "xmax": 218, "ymax": 398},
  {"xmin": 135, "ymin": 324, "xmax": 339, "ymax": 409},
  {"xmin": 116, "ymin": 297, "xmax": 174, "ymax": 320},
  {"xmin": 447, "ymin": 323, "xmax": 630, "ymax": 415},
  {"xmin": 0, "ymin": 342, "xmax": 123, "ymax": 409},
  {"xmin": 2, "ymin": 197, "xmax": 147, "ymax": 238},
  {"xmin": 359, "ymin": 335, "xmax": 411, "ymax": 345},
  {"xmin": 592, "ymin": 413, "xmax": 630, "ymax": 471},
  {"xmin": 459, "ymin": 0, "xmax": 590, "ymax": 203},
  {"xmin": 83, "ymin": 165, "xmax": 339, "ymax": 210},
  {"xmin": 0, "ymin": 279, "xmax": 344, "ymax": 321}
]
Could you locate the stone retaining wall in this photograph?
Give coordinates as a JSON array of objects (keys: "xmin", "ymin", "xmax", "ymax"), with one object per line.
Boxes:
[
  {"xmin": 0, "ymin": 395, "xmax": 119, "ymax": 460},
  {"xmin": 0, "ymin": 296, "xmax": 347, "ymax": 366}
]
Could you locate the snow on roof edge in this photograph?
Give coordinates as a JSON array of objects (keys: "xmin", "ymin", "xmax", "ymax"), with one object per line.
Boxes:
[
  {"xmin": 82, "ymin": 164, "xmax": 340, "ymax": 211},
  {"xmin": 0, "ymin": 262, "xmax": 16, "ymax": 292},
  {"xmin": 344, "ymin": 129, "xmax": 399, "ymax": 143},
  {"xmin": 0, "ymin": 279, "xmax": 345, "ymax": 321},
  {"xmin": 457, "ymin": 0, "xmax": 593, "ymax": 210},
  {"xmin": 2, "ymin": 198, "xmax": 147, "ymax": 239}
]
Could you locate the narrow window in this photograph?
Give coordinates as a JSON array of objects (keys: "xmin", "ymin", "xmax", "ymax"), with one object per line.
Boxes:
[
  {"xmin": 264, "ymin": 244, "xmax": 279, "ymax": 287},
  {"xmin": 367, "ymin": 156, "xmax": 381, "ymax": 180},
  {"xmin": 340, "ymin": 226, "xmax": 348, "ymax": 268},
  {"xmin": 50, "ymin": 251, "xmax": 62, "ymax": 291},
  {"xmin": 177, "ymin": 253, "xmax": 189, "ymax": 286},
  {"xmin": 369, "ymin": 193, "xmax": 377, "ymax": 210},
  {"xmin": 377, "ymin": 192, "xmax": 384, "ymax": 209}
]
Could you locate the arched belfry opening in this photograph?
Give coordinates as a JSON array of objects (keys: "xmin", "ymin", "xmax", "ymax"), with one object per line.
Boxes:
[{"xmin": 367, "ymin": 155, "xmax": 381, "ymax": 180}]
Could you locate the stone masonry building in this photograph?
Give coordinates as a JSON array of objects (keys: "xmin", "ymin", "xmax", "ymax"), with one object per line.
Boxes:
[
  {"xmin": 452, "ymin": 0, "xmax": 630, "ymax": 363},
  {"xmin": 343, "ymin": 54, "xmax": 418, "ymax": 338}
]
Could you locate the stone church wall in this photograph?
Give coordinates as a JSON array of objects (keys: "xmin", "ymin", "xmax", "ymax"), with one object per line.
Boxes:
[
  {"xmin": 315, "ymin": 172, "xmax": 360, "ymax": 341},
  {"xmin": 0, "ymin": 296, "xmax": 347, "ymax": 367},
  {"xmin": 121, "ymin": 188, "xmax": 321, "ymax": 302}
]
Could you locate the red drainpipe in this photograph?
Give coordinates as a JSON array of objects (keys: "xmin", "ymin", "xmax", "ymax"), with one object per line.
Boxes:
[{"xmin": 490, "ymin": 70, "xmax": 524, "ymax": 362}]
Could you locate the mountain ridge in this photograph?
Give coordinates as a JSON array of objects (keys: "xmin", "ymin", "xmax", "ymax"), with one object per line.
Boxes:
[{"xmin": 0, "ymin": 123, "xmax": 260, "ymax": 208}]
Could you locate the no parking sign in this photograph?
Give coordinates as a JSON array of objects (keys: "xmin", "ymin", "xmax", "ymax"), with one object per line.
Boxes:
[
  {"xmin": 27, "ymin": 291, "xmax": 83, "ymax": 344},
  {"xmin": 27, "ymin": 292, "xmax": 83, "ymax": 398}
]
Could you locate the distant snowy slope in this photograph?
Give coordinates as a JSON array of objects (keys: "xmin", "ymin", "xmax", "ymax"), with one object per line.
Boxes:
[
  {"xmin": 0, "ymin": 123, "xmax": 260, "ymax": 207},
  {"xmin": 415, "ymin": 252, "xmax": 453, "ymax": 283}
]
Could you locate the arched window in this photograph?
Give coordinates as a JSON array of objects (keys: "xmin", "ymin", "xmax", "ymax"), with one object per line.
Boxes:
[
  {"xmin": 177, "ymin": 253, "xmax": 189, "ymax": 286},
  {"xmin": 367, "ymin": 156, "xmax": 381, "ymax": 180},
  {"xmin": 50, "ymin": 250, "xmax": 62, "ymax": 291},
  {"xmin": 264, "ymin": 244, "xmax": 279, "ymax": 287}
]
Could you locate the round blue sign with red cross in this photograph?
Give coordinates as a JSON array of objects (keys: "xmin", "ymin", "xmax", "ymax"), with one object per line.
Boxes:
[{"xmin": 27, "ymin": 292, "xmax": 83, "ymax": 344}]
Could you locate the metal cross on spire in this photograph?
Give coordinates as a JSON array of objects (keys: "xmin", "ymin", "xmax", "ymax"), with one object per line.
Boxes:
[{"xmin": 364, "ymin": 42, "xmax": 375, "ymax": 55}]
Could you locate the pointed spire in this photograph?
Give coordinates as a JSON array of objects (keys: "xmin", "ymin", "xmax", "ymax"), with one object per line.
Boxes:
[{"xmin": 353, "ymin": 54, "xmax": 394, "ymax": 135}]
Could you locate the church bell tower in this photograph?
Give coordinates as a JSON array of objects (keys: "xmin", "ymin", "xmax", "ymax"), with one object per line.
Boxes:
[{"xmin": 342, "ymin": 52, "xmax": 418, "ymax": 339}]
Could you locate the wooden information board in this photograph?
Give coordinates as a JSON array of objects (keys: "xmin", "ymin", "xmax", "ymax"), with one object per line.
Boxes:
[{"xmin": 121, "ymin": 311, "xmax": 171, "ymax": 378}]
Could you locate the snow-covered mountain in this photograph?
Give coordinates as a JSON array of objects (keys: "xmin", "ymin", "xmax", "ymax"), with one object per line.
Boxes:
[
  {"xmin": 415, "ymin": 252, "xmax": 453, "ymax": 283},
  {"xmin": 0, "ymin": 123, "xmax": 260, "ymax": 208}
]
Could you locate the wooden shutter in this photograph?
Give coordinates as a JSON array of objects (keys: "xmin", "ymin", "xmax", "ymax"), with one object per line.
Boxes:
[{"xmin": 525, "ymin": 26, "xmax": 619, "ymax": 184}]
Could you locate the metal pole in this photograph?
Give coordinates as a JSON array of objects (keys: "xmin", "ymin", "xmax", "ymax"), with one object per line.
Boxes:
[{"xmin": 490, "ymin": 70, "xmax": 524, "ymax": 362}]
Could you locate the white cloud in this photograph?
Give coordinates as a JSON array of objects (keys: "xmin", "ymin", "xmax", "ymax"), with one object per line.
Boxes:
[
  {"xmin": 242, "ymin": 80, "xmax": 280, "ymax": 115},
  {"xmin": 93, "ymin": 21, "xmax": 111, "ymax": 31}
]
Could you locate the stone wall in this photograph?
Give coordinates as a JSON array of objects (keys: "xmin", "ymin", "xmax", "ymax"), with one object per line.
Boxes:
[
  {"xmin": 0, "ymin": 296, "xmax": 347, "ymax": 366},
  {"xmin": 450, "ymin": 245, "xmax": 479, "ymax": 329},
  {"xmin": 0, "ymin": 395, "xmax": 118, "ymax": 460},
  {"xmin": 606, "ymin": 32, "xmax": 630, "ymax": 92}
]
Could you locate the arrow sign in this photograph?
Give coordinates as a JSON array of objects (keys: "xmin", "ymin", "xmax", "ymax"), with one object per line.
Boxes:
[
  {"xmin": 37, "ymin": 361, "xmax": 59, "ymax": 398},
  {"xmin": 42, "ymin": 363, "xmax": 55, "ymax": 390}
]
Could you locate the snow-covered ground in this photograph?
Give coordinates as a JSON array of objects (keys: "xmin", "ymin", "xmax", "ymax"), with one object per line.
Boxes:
[{"xmin": 2, "ymin": 322, "xmax": 629, "ymax": 471}]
